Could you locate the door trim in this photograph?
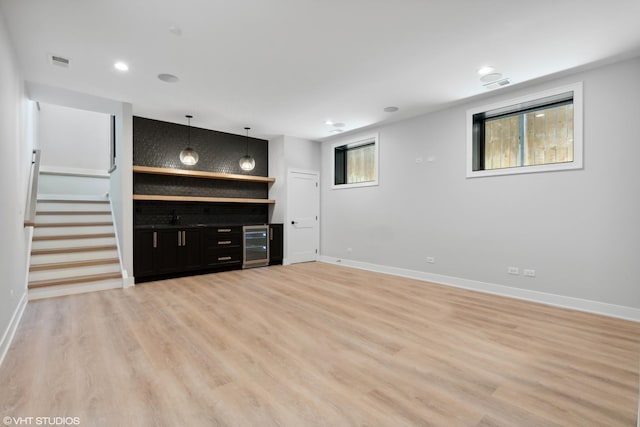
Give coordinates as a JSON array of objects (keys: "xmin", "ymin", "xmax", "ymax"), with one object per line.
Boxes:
[{"xmin": 285, "ymin": 168, "xmax": 320, "ymax": 265}]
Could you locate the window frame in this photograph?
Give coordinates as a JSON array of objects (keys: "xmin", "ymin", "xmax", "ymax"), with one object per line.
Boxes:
[
  {"xmin": 466, "ymin": 82, "xmax": 583, "ymax": 178},
  {"xmin": 331, "ymin": 133, "xmax": 379, "ymax": 189}
]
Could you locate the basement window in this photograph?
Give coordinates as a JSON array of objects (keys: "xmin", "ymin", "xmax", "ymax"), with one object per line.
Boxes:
[
  {"xmin": 332, "ymin": 134, "xmax": 379, "ymax": 189},
  {"xmin": 467, "ymin": 82, "xmax": 583, "ymax": 178}
]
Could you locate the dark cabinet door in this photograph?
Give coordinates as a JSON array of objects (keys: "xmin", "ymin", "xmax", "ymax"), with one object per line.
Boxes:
[
  {"xmin": 269, "ymin": 223, "xmax": 283, "ymax": 265},
  {"xmin": 134, "ymin": 230, "xmax": 156, "ymax": 277},
  {"xmin": 181, "ymin": 228, "xmax": 203, "ymax": 271},
  {"xmin": 156, "ymin": 229, "xmax": 182, "ymax": 274},
  {"xmin": 135, "ymin": 225, "xmax": 249, "ymax": 281}
]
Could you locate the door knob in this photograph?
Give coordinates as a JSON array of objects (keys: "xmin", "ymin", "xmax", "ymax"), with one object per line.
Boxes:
[{"xmin": 291, "ymin": 220, "xmax": 297, "ymax": 225}]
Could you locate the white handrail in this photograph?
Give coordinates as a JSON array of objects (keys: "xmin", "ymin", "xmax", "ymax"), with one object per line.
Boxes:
[{"xmin": 24, "ymin": 149, "xmax": 41, "ymax": 227}]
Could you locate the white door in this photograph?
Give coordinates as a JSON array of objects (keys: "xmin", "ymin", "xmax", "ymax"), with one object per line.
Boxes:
[{"xmin": 287, "ymin": 170, "xmax": 319, "ymax": 264}]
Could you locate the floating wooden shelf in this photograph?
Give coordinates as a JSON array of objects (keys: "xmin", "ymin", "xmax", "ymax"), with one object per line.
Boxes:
[
  {"xmin": 133, "ymin": 194, "xmax": 276, "ymax": 204},
  {"xmin": 133, "ymin": 165, "xmax": 275, "ymax": 184}
]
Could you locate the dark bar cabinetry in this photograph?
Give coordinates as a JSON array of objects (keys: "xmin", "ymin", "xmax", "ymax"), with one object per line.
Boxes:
[
  {"xmin": 134, "ymin": 226, "xmax": 203, "ymax": 281},
  {"xmin": 269, "ymin": 223, "xmax": 283, "ymax": 265},
  {"xmin": 135, "ymin": 224, "xmax": 283, "ymax": 283}
]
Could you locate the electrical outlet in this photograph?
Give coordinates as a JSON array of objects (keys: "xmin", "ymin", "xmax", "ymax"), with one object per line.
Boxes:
[
  {"xmin": 426, "ymin": 257, "xmax": 435, "ymax": 264},
  {"xmin": 523, "ymin": 269, "xmax": 536, "ymax": 277},
  {"xmin": 507, "ymin": 266, "xmax": 520, "ymax": 275}
]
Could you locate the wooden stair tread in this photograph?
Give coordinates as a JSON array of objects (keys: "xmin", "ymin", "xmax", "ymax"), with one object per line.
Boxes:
[
  {"xmin": 33, "ymin": 233, "xmax": 115, "ymax": 241},
  {"xmin": 30, "ymin": 258, "xmax": 120, "ymax": 272},
  {"xmin": 31, "ymin": 245, "xmax": 118, "ymax": 256},
  {"xmin": 28, "ymin": 272, "xmax": 122, "ymax": 289},
  {"xmin": 36, "ymin": 211, "xmax": 111, "ymax": 215},
  {"xmin": 34, "ymin": 222, "xmax": 113, "ymax": 228}
]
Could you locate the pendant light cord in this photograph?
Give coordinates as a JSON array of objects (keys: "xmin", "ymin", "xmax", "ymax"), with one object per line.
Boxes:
[
  {"xmin": 187, "ymin": 115, "xmax": 192, "ymax": 146},
  {"xmin": 245, "ymin": 127, "xmax": 250, "ymax": 155}
]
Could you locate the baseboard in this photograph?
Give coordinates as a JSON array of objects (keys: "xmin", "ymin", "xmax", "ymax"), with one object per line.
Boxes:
[
  {"xmin": 122, "ymin": 275, "xmax": 135, "ymax": 288},
  {"xmin": 28, "ymin": 280, "xmax": 122, "ymax": 301},
  {"xmin": 319, "ymin": 256, "xmax": 640, "ymax": 323},
  {"xmin": 0, "ymin": 290, "xmax": 28, "ymax": 368}
]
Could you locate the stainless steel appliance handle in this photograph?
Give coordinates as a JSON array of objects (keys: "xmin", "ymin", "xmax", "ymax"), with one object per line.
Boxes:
[{"xmin": 153, "ymin": 231, "xmax": 157, "ymax": 248}]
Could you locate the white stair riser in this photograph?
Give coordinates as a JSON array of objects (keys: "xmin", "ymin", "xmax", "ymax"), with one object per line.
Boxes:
[
  {"xmin": 30, "ymin": 250, "xmax": 119, "ymax": 265},
  {"xmin": 37, "ymin": 202, "xmax": 110, "ymax": 212},
  {"xmin": 29, "ymin": 263, "xmax": 121, "ymax": 282},
  {"xmin": 31, "ymin": 237, "xmax": 117, "ymax": 250},
  {"xmin": 34, "ymin": 225, "xmax": 114, "ymax": 237},
  {"xmin": 35, "ymin": 214, "xmax": 113, "ymax": 224},
  {"xmin": 29, "ymin": 279, "xmax": 122, "ymax": 300}
]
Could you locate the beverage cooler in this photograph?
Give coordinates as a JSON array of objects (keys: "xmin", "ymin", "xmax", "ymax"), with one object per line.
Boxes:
[{"xmin": 242, "ymin": 225, "xmax": 269, "ymax": 268}]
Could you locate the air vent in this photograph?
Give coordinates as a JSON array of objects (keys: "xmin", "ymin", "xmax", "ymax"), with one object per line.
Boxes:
[
  {"xmin": 483, "ymin": 78, "xmax": 511, "ymax": 90},
  {"xmin": 49, "ymin": 54, "xmax": 70, "ymax": 68}
]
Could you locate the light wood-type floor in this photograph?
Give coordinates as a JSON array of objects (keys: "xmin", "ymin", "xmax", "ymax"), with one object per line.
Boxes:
[{"xmin": 1, "ymin": 262, "xmax": 639, "ymax": 426}]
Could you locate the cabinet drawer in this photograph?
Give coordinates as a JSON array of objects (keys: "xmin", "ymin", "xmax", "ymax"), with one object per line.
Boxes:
[
  {"xmin": 208, "ymin": 226, "xmax": 242, "ymax": 237},
  {"xmin": 205, "ymin": 235, "xmax": 242, "ymax": 248},
  {"xmin": 205, "ymin": 247, "xmax": 242, "ymax": 266}
]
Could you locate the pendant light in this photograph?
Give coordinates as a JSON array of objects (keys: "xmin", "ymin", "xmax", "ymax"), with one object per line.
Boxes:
[
  {"xmin": 179, "ymin": 115, "xmax": 199, "ymax": 166},
  {"xmin": 239, "ymin": 127, "xmax": 255, "ymax": 171}
]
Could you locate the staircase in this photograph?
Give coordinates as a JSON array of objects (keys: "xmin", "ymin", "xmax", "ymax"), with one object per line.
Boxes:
[{"xmin": 28, "ymin": 196, "xmax": 123, "ymax": 300}]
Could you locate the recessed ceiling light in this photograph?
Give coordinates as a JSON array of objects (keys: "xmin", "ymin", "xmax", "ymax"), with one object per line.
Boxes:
[
  {"xmin": 333, "ymin": 122, "xmax": 345, "ymax": 128},
  {"xmin": 168, "ymin": 25, "xmax": 182, "ymax": 36},
  {"xmin": 325, "ymin": 120, "xmax": 334, "ymax": 125},
  {"xmin": 480, "ymin": 72, "xmax": 503, "ymax": 83},
  {"xmin": 384, "ymin": 106, "xmax": 399, "ymax": 113},
  {"xmin": 114, "ymin": 61, "xmax": 129, "ymax": 71},
  {"xmin": 477, "ymin": 66, "xmax": 494, "ymax": 75},
  {"xmin": 536, "ymin": 113, "xmax": 545, "ymax": 118},
  {"xmin": 158, "ymin": 73, "xmax": 179, "ymax": 83}
]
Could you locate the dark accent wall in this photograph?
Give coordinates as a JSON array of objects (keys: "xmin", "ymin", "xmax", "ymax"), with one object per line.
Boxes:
[
  {"xmin": 133, "ymin": 116, "xmax": 270, "ymax": 226},
  {"xmin": 134, "ymin": 201, "xmax": 268, "ymax": 226},
  {"xmin": 133, "ymin": 116, "xmax": 268, "ymax": 175},
  {"xmin": 134, "ymin": 174, "xmax": 268, "ymax": 199}
]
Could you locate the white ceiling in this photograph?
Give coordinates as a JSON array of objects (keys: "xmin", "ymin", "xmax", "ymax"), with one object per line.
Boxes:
[{"xmin": 1, "ymin": 0, "xmax": 640, "ymax": 141}]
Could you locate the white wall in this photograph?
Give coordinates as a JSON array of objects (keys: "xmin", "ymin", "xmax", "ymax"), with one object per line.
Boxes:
[
  {"xmin": 37, "ymin": 102, "xmax": 110, "ymax": 173},
  {"xmin": 320, "ymin": 56, "xmax": 640, "ymax": 313},
  {"xmin": 269, "ymin": 135, "xmax": 321, "ymax": 262},
  {"xmin": 283, "ymin": 135, "xmax": 321, "ymax": 172},
  {"xmin": 110, "ymin": 103, "xmax": 134, "ymax": 286},
  {"xmin": 268, "ymin": 135, "xmax": 286, "ymax": 223},
  {"xmin": 0, "ymin": 12, "xmax": 36, "ymax": 364}
]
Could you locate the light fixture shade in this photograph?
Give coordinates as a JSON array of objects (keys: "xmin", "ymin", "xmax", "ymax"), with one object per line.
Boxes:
[
  {"xmin": 239, "ymin": 155, "xmax": 255, "ymax": 171},
  {"xmin": 240, "ymin": 126, "xmax": 255, "ymax": 171},
  {"xmin": 180, "ymin": 114, "xmax": 198, "ymax": 165},
  {"xmin": 180, "ymin": 148, "xmax": 199, "ymax": 165}
]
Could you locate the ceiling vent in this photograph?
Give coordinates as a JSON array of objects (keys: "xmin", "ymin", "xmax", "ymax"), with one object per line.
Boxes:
[
  {"xmin": 483, "ymin": 78, "xmax": 511, "ymax": 90},
  {"xmin": 49, "ymin": 54, "xmax": 70, "ymax": 68}
]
